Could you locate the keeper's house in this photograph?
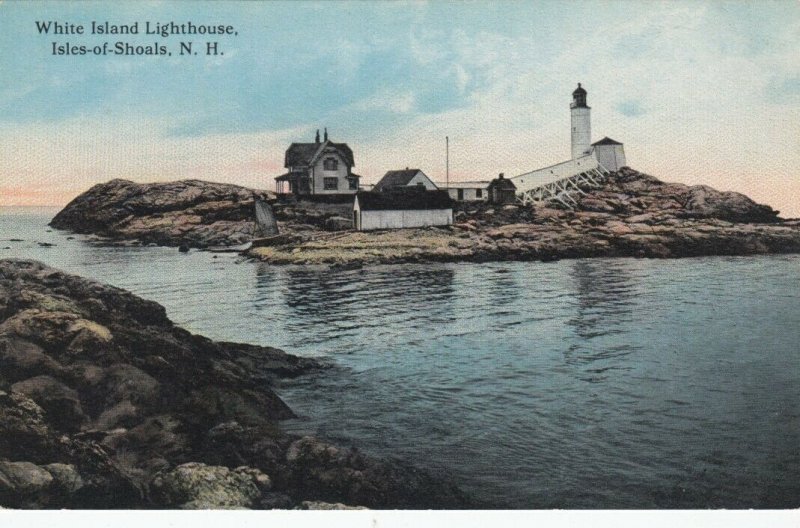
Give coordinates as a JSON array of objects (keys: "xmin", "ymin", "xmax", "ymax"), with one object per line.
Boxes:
[
  {"xmin": 353, "ymin": 189, "xmax": 454, "ymax": 231},
  {"xmin": 274, "ymin": 128, "xmax": 360, "ymax": 196}
]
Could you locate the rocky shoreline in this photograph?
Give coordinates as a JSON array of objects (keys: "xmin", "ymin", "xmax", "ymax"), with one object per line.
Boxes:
[
  {"xmin": 245, "ymin": 219, "xmax": 800, "ymax": 266},
  {"xmin": 0, "ymin": 259, "xmax": 473, "ymax": 509},
  {"xmin": 247, "ymin": 168, "xmax": 800, "ymax": 266},
  {"xmin": 48, "ymin": 169, "xmax": 800, "ymax": 265}
]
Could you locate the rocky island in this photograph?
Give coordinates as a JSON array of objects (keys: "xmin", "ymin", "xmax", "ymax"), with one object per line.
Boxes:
[
  {"xmin": 50, "ymin": 179, "xmax": 275, "ymax": 248},
  {"xmin": 0, "ymin": 259, "xmax": 472, "ymax": 509},
  {"xmin": 249, "ymin": 167, "xmax": 800, "ymax": 265},
  {"xmin": 48, "ymin": 168, "xmax": 800, "ymax": 265}
]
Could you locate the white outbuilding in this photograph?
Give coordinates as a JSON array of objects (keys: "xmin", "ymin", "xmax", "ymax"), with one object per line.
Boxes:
[
  {"xmin": 436, "ymin": 181, "xmax": 490, "ymax": 201},
  {"xmin": 353, "ymin": 189, "xmax": 454, "ymax": 231},
  {"xmin": 591, "ymin": 137, "xmax": 627, "ymax": 172}
]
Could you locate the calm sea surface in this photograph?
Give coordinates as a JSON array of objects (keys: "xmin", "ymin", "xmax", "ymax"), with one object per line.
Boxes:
[{"xmin": 2, "ymin": 207, "xmax": 799, "ymax": 508}]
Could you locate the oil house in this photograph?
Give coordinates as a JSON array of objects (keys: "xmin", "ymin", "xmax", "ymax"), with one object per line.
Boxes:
[{"xmin": 487, "ymin": 173, "xmax": 517, "ymax": 204}]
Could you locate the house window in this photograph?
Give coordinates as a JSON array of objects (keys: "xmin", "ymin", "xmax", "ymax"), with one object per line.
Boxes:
[
  {"xmin": 324, "ymin": 157, "xmax": 338, "ymax": 171},
  {"xmin": 348, "ymin": 178, "xmax": 358, "ymax": 190},
  {"xmin": 476, "ymin": 189, "xmax": 483, "ymax": 198},
  {"xmin": 324, "ymin": 177, "xmax": 339, "ymax": 191},
  {"xmin": 457, "ymin": 189, "xmax": 464, "ymax": 200}
]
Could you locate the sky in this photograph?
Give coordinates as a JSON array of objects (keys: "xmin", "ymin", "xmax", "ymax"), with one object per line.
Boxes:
[{"xmin": 0, "ymin": 0, "xmax": 798, "ymax": 216}]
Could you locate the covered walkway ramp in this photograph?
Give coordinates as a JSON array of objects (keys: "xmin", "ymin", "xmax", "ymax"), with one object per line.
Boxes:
[{"xmin": 510, "ymin": 155, "xmax": 610, "ymax": 209}]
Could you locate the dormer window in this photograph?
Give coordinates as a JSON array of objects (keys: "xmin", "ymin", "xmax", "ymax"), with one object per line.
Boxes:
[{"xmin": 323, "ymin": 157, "xmax": 338, "ymax": 171}]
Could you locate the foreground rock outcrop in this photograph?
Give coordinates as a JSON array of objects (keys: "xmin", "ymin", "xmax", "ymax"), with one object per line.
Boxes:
[
  {"xmin": 248, "ymin": 168, "xmax": 800, "ymax": 265},
  {"xmin": 50, "ymin": 179, "xmax": 274, "ymax": 248},
  {"xmin": 0, "ymin": 260, "xmax": 472, "ymax": 509}
]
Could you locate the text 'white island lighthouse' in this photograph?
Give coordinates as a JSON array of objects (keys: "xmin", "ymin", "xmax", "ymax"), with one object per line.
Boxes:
[{"xmin": 570, "ymin": 83, "xmax": 592, "ymax": 159}]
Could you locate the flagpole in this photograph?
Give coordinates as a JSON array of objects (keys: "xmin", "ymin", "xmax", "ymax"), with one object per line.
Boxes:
[{"xmin": 446, "ymin": 136, "xmax": 449, "ymax": 189}]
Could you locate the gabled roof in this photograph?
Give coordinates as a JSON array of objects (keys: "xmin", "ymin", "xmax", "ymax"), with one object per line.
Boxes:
[
  {"xmin": 284, "ymin": 143, "xmax": 319, "ymax": 168},
  {"xmin": 488, "ymin": 176, "xmax": 517, "ymax": 190},
  {"xmin": 373, "ymin": 169, "xmax": 428, "ymax": 192},
  {"xmin": 434, "ymin": 180, "xmax": 490, "ymax": 189},
  {"xmin": 284, "ymin": 140, "xmax": 355, "ymax": 168},
  {"xmin": 355, "ymin": 189, "xmax": 453, "ymax": 211},
  {"xmin": 591, "ymin": 136, "xmax": 623, "ymax": 146}
]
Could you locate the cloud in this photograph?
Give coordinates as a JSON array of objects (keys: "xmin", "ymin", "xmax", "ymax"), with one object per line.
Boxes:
[
  {"xmin": 616, "ymin": 100, "xmax": 646, "ymax": 117},
  {"xmin": 766, "ymin": 76, "xmax": 800, "ymax": 104}
]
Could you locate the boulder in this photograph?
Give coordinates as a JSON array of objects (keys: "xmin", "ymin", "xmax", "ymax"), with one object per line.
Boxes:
[
  {"xmin": 99, "ymin": 364, "xmax": 160, "ymax": 407},
  {"xmin": 588, "ymin": 168, "xmax": 781, "ymax": 224},
  {"xmin": 10, "ymin": 375, "xmax": 87, "ymax": 432},
  {"xmin": 150, "ymin": 462, "xmax": 270, "ymax": 509},
  {"xmin": 683, "ymin": 185, "xmax": 780, "ymax": 223},
  {"xmin": 93, "ymin": 400, "xmax": 140, "ymax": 430},
  {"xmin": 259, "ymin": 492, "xmax": 295, "ymax": 509},
  {"xmin": 0, "ymin": 391, "xmax": 60, "ymax": 463},
  {"xmin": 0, "ymin": 337, "xmax": 65, "ymax": 382},
  {"xmin": 604, "ymin": 221, "xmax": 634, "ymax": 236},
  {"xmin": 0, "ymin": 461, "xmax": 54, "ymax": 506},
  {"xmin": 625, "ymin": 213, "xmax": 655, "ymax": 224},
  {"xmin": 43, "ymin": 463, "xmax": 84, "ymax": 495},
  {"xmin": 282, "ymin": 436, "xmax": 471, "ymax": 509},
  {"xmin": 579, "ymin": 198, "xmax": 616, "ymax": 213},
  {"xmin": 324, "ymin": 216, "xmax": 353, "ymax": 231}
]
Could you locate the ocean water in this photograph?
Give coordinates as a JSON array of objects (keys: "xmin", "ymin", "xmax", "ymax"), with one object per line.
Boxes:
[{"xmin": 2, "ymin": 207, "xmax": 799, "ymax": 508}]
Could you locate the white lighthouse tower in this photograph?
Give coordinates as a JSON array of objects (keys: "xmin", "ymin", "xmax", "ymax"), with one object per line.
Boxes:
[{"xmin": 570, "ymin": 83, "xmax": 591, "ymax": 159}]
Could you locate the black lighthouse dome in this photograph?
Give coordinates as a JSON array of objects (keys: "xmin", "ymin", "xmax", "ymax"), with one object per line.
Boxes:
[{"xmin": 571, "ymin": 83, "xmax": 588, "ymax": 108}]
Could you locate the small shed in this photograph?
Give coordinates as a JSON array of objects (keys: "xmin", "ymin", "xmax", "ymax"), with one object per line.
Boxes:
[
  {"xmin": 353, "ymin": 189, "xmax": 454, "ymax": 231},
  {"xmin": 487, "ymin": 173, "xmax": 517, "ymax": 204}
]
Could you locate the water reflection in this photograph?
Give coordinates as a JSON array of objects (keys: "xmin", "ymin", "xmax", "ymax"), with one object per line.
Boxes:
[
  {"xmin": 253, "ymin": 264, "xmax": 457, "ymax": 349},
  {"xmin": 485, "ymin": 266, "xmax": 521, "ymax": 307},
  {"xmin": 565, "ymin": 260, "xmax": 642, "ymax": 371},
  {"xmin": 568, "ymin": 260, "xmax": 641, "ymax": 333}
]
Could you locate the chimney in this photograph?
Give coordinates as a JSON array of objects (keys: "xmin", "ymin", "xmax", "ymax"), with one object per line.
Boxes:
[
  {"xmin": 324, "ymin": 127, "xmax": 328, "ymax": 142},
  {"xmin": 315, "ymin": 129, "xmax": 320, "ymax": 143},
  {"xmin": 499, "ymin": 172, "xmax": 505, "ymax": 179}
]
